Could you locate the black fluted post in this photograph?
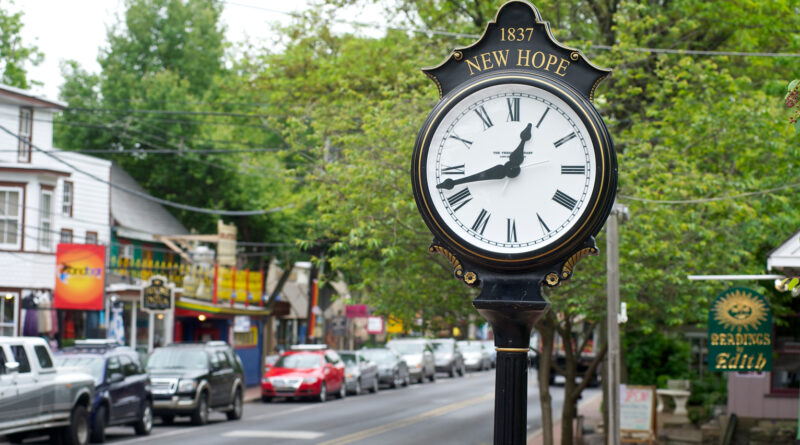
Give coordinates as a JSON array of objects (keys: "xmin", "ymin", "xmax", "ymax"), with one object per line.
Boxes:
[{"xmin": 474, "ymin": 295, "xmax": 548, "ymax": 445}]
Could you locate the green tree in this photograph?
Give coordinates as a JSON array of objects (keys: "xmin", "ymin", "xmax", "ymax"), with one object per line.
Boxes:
[{"xmin": 0, "ymin": 0, "xmax": 42, "ymax": 88}]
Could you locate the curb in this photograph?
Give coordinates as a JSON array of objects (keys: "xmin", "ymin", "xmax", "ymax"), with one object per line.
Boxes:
[{"xmin": 526, "ymin": 392, "xmax": 603, "ymax": 444}]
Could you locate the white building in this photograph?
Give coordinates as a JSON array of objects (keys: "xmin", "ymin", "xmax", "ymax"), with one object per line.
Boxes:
[{"xmin": 0, "ymin": 84, "xmax": 111, "ymax": 336}]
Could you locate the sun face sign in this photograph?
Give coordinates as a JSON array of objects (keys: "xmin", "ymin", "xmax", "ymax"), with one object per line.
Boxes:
[{"xmin": 711, "ymin": 289, "xmax": 769, "ymax": 332}]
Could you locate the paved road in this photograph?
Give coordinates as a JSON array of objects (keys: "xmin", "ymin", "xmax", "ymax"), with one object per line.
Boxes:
[{"xmin": 8, "ymin": 369, "xmax": 598, "ymax": 445}]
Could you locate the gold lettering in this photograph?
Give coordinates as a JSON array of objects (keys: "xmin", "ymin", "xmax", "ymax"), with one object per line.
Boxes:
[
  {"xmin": 747, "ymin": 355, "xmax": 755, "ymax": 369},
  {"xmin": 755, "ymin": 353, "xmax": 767, "ymax": 370},
  {"xmin": 492, "ymin": 50, "xmax": 509, "ymax": 67},
  {"xmin": 555, "ymin": 58, "xmax": 570, "ymax": 76},
  {"xmin": 466, "ymin": 57, "xmax": 482, "ymax": 76},
  {"xmin": 727, "ymin": 333, "xmax": 735, "ymax": 345},
  {"xmin": 544, "ymin": 54, "xmax": 559, "ymax": 72},
  {"xmin": 517, "ymin": 49, "xmax": 530, "ymax": 67},
  {"xmin": 715, "ymin": 353, "xmax": 729, "ymax": 369},
  {"xmin": 711, "ymin": 333, "xmax": 718, "ymax": 346},
  {"xmin": 531, "ymin": 51, "xmax": 546, "ymax": 69},
  {"xmin": 764, "ymin": 334, "xmax": 771, "ymax": 346},
  {"xmin": 736, "ymin": 334, "xmax": 744, "ymax": 345},
  {"xmin": 480, "ymin": 52, "xmax": 494, "ymax": 70}
]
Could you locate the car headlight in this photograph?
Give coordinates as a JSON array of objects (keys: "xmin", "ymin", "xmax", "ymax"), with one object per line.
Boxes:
[
  {"xmin": 178, "ymin": 379, "xmax": 197, "ymax": 393},
  {"xmin": 262, "ymin": 377, "xmax": 270, "ymax": 384},
  {"xmin": 303, "ymin": 377, "xmax": 319, "ymax": 384}
]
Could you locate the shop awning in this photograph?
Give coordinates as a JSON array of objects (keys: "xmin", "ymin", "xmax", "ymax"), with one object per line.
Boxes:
[{"xmin": 176, "ymin": 297, "xmax": 273, "ymax": 316}]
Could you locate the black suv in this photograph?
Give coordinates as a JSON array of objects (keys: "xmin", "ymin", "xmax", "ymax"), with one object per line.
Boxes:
[
  {"xmin": 54, "ymin": 339, "xmax": 153, "ymax": 443},
  {"xmin": 146, "ymin": 341, "xmax": 245, "ymax": 425}
]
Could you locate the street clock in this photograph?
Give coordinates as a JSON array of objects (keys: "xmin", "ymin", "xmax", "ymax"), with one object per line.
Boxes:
[{"xmin": 411, "ymin": 0, "xmax": 617, "ymax": 284}]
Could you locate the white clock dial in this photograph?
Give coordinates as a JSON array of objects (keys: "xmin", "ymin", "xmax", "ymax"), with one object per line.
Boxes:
[{"xmin": 424, "ymin": 83, "xmax": 596, "ymax": 255}]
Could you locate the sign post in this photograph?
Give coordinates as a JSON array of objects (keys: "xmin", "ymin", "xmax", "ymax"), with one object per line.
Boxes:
[{"xmin": 410, "ymin": 2, "xmax": 617, "ymax": 443}]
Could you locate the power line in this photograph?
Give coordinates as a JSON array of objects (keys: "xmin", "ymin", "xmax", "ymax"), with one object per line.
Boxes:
[
  {"xmin": 64, "ymin": 107, "xmax": 272, "ymax": 119},
  {"xmin": 619, "ymin": 181, "xmax": 800, "ymax": 204},
  {"xmin": 225, "ymin": 1, "xmax": 800, "ymax": 58},
  {"xmin": 0, "ymin": 124, "xmax": 292, "ymax": 216}
]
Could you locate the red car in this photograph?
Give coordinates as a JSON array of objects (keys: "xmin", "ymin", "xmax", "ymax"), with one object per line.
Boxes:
[{"xmin": 261, "ymin": 345, "xmax": 347, "ymax": 403}]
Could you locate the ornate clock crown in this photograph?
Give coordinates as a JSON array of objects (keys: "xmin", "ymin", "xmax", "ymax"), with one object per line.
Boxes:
[{"xmin": 422, "ymin": 0, "xmax": 610, "ymax": 102}]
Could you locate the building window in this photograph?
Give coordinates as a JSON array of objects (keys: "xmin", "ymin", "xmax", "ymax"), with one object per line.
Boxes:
[
  {"xmin": 85, "ymin": 231, "xmax": 98, "ymax": 245},
  {"xmin": 62, "ymin": 181, "xmax": 73, "ymax": 217},
  {"xmin": 60, "ymin": 228, "xmax": 73, "ymax": 244},
  {"xmin": 39, "ymin": 188, "xmax": 53, "ymax": 251},
  {"xmin": 17, "ymin": 107, "xmax": 32, "ymax": 163},
  {"xmin": 119, "ymin": 242, "xmax": 133, "ymax": 260},
  {"xmin": 0, "ymin": 187, "xmax": 23, "ymax": 249},
  {"xmin": 0, "ymin": 292, "xmax": 17, "ymax": 337}
]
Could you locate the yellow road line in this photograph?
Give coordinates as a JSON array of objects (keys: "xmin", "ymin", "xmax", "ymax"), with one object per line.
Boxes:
[{"xmin": 317, "ymin": 392, "xmax": 494, "ymax": 445}]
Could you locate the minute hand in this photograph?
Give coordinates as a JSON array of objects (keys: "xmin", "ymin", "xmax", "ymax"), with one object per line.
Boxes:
[{"xmin": 436, "ymin": 164, "xmax": 507, "ymax": 190}]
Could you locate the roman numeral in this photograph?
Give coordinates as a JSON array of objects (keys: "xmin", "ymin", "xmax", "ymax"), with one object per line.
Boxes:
[
  {"xmin": 447, "ymin": 188, "xmax": 472, "ymax": 212},
  {"xmin": 475, "ymin": 105, "xmax": 494, "ymax": 130},
  {"xmin": 506, "ymin": 97, "xmax": 520, "ymax": 122},
  {"xmin": 507, "ymin": 218, "xmax": 517, "ymax": 242},
  {"xmin": 471, "ymin": 209, "xmax": 490, "ymax": 235},
  {"xmin": 535, "ymin": 107, "xmax": 550, "ymax": 128},
  {"xmin": 450, "ymin": 133, "xmax": 473, "ymax": 149},
  {"xmin": 554, "ymin": 132, "xmax": 577, "ymax": 148},
  {"xmin": 552, "ymin": 190, "xmax": 578, "ymax": 210},
  {"xmin": 537, "ymin": 213, "xmax": 551, "ymax": 234},
  {"xmin": 561, "ymin": 165, "xmax": 585, "ymax": 175},
  {"xmin": 442, "ymin": 164, "xmax": 465, "ymax": 175}
]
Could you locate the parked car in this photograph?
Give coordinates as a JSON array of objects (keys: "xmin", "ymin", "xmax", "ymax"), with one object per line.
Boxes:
[
  {"xmin": 146, "ymin": 341, "xmax": 245, "ymax": 425},
  {"xmin": 261, "ymin": 345, "xmax": 346, "ymax": 403},
  {"xmin": 54, "ymin": 339, "xmax": 152, "ymax": 442},
  {"xmin": 338, "ymin": 350, "xmax": 379, "ymax": 395},
  {"xmin": 386, "ymin": 338, "xmax": 436, "ymax": 383},
  {"xmin": 481, "ymin": 340, "xmax": 497, "ymax": 368},
  {"xmin": 431, "ymin": 338, "xmax": 465, "ymax": 377},
  {"xmin": 0, "ymin": 336, "xmax": 95, "ymax": 445},
  {"xmin": 458, "ymin": 340, "xmax": 492, "ymax": 371},
  {"xmin": 360, "ymin": 347, "xmax": 410, "ymax": 389}
]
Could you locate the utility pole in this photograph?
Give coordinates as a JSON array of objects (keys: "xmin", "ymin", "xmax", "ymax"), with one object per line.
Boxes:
[{"xmin": 606, "ymin": 202, "xmax": 628, "ymax": 445}]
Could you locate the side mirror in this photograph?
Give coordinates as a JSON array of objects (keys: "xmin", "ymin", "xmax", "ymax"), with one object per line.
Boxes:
[
  {"xmin": 5, "ymin": 361, "xmax": 19, "ymax": 375},
  {"xmin": 108, "ymin": 372, "xmax": 124, "ymax": 384}
]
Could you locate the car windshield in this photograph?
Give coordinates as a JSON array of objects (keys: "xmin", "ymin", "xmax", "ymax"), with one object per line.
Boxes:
[
  {"xmin": 432, "ymin": 342, "xmax": 452, "ymax": 352},
  {"xmin": 389, "ymin": 342, "xmax": 424, "ymax": 355},
  {"xmin": 274, "ymin": 354, "xmax": 321, "ymax": 369},
  {"xmin": 147, "ymin": 349, "xmax": 208, "ymax": 370},
  {"xmin": 361, "ymin": 349, "xmax": 395, "ymax": 364},
  {"xmin": 339, "ymin": 353, "xmax": 357, "ymax": 366},
  {"xmin": 55, "ymin": 355, "xmax": 105, "ymax": 383},
  {"xmin": 459, "ymin": 343, "xmax": 483, "ymax": 352}
]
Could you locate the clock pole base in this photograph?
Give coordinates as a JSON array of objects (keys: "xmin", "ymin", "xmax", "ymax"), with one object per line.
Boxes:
[{"xmin": 474, "ymin": 297, "xmax": 549, "ymax": 445}]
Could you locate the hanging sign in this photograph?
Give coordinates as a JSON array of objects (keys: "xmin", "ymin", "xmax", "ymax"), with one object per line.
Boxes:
[
  {"xmin": 366, "ymin": 316, "xmax": 384, "ymax": 334},
  {"xmin": 54, "ymin": 243, "xmax": 106, "ymax": 310},
  {"xmin": 141, "ymin": 276, "xmax": 173, "ymax": 311},
  {"xmin": 708, "ymin": 287, "xmax": 772, "ymax": 372}
]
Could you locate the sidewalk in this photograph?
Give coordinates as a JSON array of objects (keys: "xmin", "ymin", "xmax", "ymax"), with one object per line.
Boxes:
[
  {"xmin": 527, "ymin": 392, "xmax": 603, "ymax": 445},
  {"xmin": 245, "ymin": 385, "xmax": 262, "ymax": 403}
]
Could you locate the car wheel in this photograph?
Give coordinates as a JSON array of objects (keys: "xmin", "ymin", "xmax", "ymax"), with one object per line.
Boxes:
[
  {"xmin": 449, "ymin": 364, "xmax": 457, "ymax": 378},
  {"xmin": 318, "ymin": 382, "xmax": 327, "ymax": 403},
  {"xmin": 371, "ymin": 377, "xmax": 379, "ymax": 394},
  {"xmin": 133, "ymin": 400, "xmax": 153, "ymax": 436},
  {"xmin": 354, "ymin": 379, "xmax": 362, "ymax": 396},
  {"xmin": 90, "ymin": 404, "xmax": 106, "ymax": 443},
  {"xmin": 226, "ymin": 388, "xmax": 243, "ymax": 421},
  {"xmin": 261, "ymin": 395, "xmax": 273, "ymax": 403},
  {"xmin": 391, "ymin": 371, "xmax": 400, "ymax": 389},
  {"xmin": 338, "ymin": 381, "xmax": 347, "ymax": 399},
  {"xmin": 429, "ymin": 370, "xmax": 436, "ymax": 382},
  {"xmin": 63, "ymin": 404, "xmax": 90, "ymax": 445},
  {"xmin": 417, "ymin": 372, "xmax": 425, "ymax": 384},
  {"xmin": 190, "ymin": 391, "xmax": 209, "ymax": 426},
  {"xmin": 160, "ymin": 415, "xmax": 175, "ymax": 425}
]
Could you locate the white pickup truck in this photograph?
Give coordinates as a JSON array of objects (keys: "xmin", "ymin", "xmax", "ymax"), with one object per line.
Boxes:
[{"xmin": 0, "ymin": 336, "xmax": 95, "ymax": 445}]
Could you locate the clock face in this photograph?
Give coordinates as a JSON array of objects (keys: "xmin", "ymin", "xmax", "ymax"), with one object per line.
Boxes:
[{"xmin": 420, "ymin": 80, "xmax": 599, "ymax": 257}]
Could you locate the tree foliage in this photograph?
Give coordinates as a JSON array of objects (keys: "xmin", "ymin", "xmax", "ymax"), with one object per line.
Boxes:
[{"xmin": 0, "ymin": 0, "xmax": 42, "ymax": 88}]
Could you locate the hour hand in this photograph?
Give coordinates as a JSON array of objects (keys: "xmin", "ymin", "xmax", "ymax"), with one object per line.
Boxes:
[
  {"xmin": 507, "ymin": 123, "xmax": 533, "ymax": 167},
  {"xmin": 437, "ymin": 164, "xmax": 507, "ymax": 190}
]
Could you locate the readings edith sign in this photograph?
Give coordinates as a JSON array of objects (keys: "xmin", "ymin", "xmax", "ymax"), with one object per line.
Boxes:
[{"xmin": 708, "ymin": 287, "xmax": 772, "ymax": 372}]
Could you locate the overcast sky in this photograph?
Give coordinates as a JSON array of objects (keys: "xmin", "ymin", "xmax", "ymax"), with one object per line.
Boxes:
[{"xmin": 13, "ymin": 0, "xmax": 381, "ymax": 100}]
